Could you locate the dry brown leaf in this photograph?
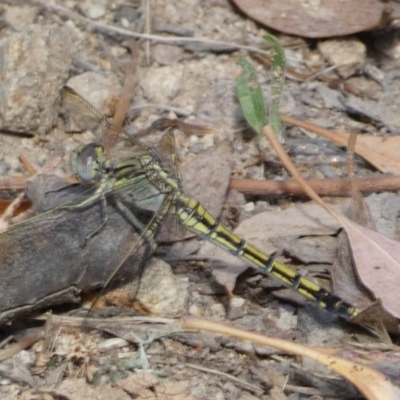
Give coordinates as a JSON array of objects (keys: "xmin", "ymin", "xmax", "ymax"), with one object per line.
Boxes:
[
  {"xmin": 263, "ymin": 125, "xmax": 400, "ymax": 323},
  {"xmin": 232, "ymin": 0, "xmax": 385, "ymax": 38},
  {"xmin": 339, "ymin": 218, "xmax": 400, "ymax": 320}
]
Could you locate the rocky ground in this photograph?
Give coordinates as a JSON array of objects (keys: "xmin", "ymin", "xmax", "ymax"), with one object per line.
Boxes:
[{"xmin": 0, "ymin": 1, "xmax": 399, "ymax": 399}]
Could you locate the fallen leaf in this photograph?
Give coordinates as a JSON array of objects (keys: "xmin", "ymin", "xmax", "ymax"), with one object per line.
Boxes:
[
  {"xmin": 340, "ymin": 217, "xmax": 400, "ymax": 320},
  {"xmin": 232, "ymin": 0, "xmax": 386, "ymax": 38}
]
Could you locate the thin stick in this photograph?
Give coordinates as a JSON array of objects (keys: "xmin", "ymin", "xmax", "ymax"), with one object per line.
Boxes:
[
  {"xmin": 105, "ymin": 40, "xmax": 140, "ymax": 149},
  {"xmin": 185, "ymin": 363, "xmax": 263, "ymax": 395},
  {"xmin": 31, "ymin": 0, "xmax": 272, "ymax": 55},
  {"xmin": 229, "ymin": 174, "xmax": 400, "ymax": 197}
]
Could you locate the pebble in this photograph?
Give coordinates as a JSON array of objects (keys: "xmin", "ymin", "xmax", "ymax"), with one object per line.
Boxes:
[
  {"xmin": 98, "ymin": 338, "xmax": 129, "ymax": 350},
  {"xmin": 66, "ymin": 71, "xmax": 122, "ymax": 117},
  {"xmin": 138, "ymin": 64, "xmax": 184, "ymax": 104},
  {"xmin": 318, "ymin": 38, "xmax": 366, "ymax": 79},
  {"xmin": 0, "ymin": 25, "xmax": 72, "ymax": 135},
  {"xmin": 230, "ymin": 296, "xmax": 245, "ymax": 308},
  {"xmin": 4, "ymin": 5, "xmax": 38, "ymax": 31},
  {"xmin": 188, "ymin": 303, "xmax": 204, "ymax": 316},
  {"xmin": 79, "ymin": 1, "xmax": 107, "ymax": 20},
  {"xmin": 209, "ymin": 303, "xmax": 225, "ymax": 317},
  {"xmin": 315, "ymin": 85, "xmax": 345, "ymax": 110},
  {"xmin": 134, "ymin": 258, "xmax": 187, "ymax": 318},
  {"xmin": 152, "ymin": 44, "xmax": 183, "ymax": 65}
]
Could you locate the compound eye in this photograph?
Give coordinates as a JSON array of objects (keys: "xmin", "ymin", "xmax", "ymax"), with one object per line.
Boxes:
[{"xmin": 71, "ymin": 143, "xmax": 106, "ymax": 185}]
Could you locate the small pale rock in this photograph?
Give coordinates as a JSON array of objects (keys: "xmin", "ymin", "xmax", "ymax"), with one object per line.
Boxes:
[
  {"xmin": 134, "ymin": 257, "xmax": 187, "ymax": 318},
  {"xmin": 4, "ymin": 5, "xmax": 38, "ymax": 31},
  {"xmin": 230, "ymin": 296, "xmax": 245, "ymax": 308},
  {"xmin": 209, "ymin": 303, "xmax": 225, "ymax": 317},
  {"xmin": 318, "ymin": 38, "xmax": 366, "ymax": 78},
  {"xmin": 152, "ymin": 44, "xmax": 183, "ymax": 65},
  {"xmin": 138, "ymin": 64, "xmax": 183, "ymax": 104},
  {"xmin": 316, "ymin": 85, "xmax": 345, "ymax": 110},
  {"xmin": 188, "ymin": 303, "xmax": 204, "ymax": 316},
  {"xmin": 79, "ymin": 1, "xmax": 107, "ymax": 20},
  {"xmin": 66, "ymin": 72, "xmax": 122, "ymax": 117},
  {"xmin": 0, "ymin": 25, "xmax": 72, "ymax": 135},
  {"xmin": 97, "ymin": 338, "xmax": 129, "ymax": 350}
]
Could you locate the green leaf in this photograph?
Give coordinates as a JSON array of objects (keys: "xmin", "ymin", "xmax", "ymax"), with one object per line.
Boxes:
[
  {"xmin": 236, "ymin": 55, "xmax": 266, "ymax": 136},
  {"xmin": 264, "ymin": 34, "xmax": 286, "ymax": 140}
]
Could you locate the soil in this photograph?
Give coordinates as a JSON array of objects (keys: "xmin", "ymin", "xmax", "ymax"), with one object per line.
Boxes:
[{"xmin": 0, "ymin": 1, "xmax": 399, "ymax": 399}]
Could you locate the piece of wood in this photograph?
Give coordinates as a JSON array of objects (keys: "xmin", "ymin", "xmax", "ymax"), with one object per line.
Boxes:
[
  {"xmin": 230, "ymin": 174, "xmax": 400, "ymax": 197},
  {"xmin": 0, "ymin": 174, "xmax": 150, "ymax": 324}
]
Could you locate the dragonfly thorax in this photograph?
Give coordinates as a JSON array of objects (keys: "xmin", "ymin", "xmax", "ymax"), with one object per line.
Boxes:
[{"xmin": 71, "ymin": 143, "xmax": 108, "ymax": 185}]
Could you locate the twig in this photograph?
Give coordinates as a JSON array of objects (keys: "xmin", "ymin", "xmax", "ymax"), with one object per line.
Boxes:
[
  {"xmin": 105, "ymin": 40, "xmax": 140, "ymax": 149},
  {"xmin": 30, "ymin": 0, "xmax": 272, "ymax": 55},
  {"xmin": 0, "ymin": 192, "xmax": 26, "ymax": 232},
  {"xmin": 129, "ymin": 103, "xmax": 191, "ymax": 116},
  {"xmin": 144, "ymin": 0, "xmax": 151, "ymax": 65},
  {"xmin": 185, "ymin": 363, "xmax": 264, "ymax": 395},
  {"xmin": 18, "ymin": 154, "xmax": 38, "ymax": 176},
  {"xmin": 0, "ymin": 331, "xmax": 43, "ymax": 362},
  {"xmin": 229, "ymin": 174, "xmax": 400, "ymax": 197}
]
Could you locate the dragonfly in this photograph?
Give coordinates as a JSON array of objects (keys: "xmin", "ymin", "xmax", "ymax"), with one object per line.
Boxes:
[
  {"xmin": 63, "ymin": 87, "xmax": 360, "ymax": 319},
  {"xmin": 0, "ymin": 87, "xmax": 359, "ymax": 323}
]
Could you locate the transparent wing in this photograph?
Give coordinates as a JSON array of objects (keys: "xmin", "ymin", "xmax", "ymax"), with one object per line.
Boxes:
[{"xmin": 61, "ymin": 86, "xmax": 151, "ymax": 155}]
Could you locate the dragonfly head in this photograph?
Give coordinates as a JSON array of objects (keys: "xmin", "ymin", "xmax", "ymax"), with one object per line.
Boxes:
[{"xmin": 71, "ymin": 143, "xmax": 107, "ymax": 185}]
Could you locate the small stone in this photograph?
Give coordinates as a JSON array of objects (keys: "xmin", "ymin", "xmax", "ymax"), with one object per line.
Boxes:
[
  {"xmin": 230, "ymin": 296, "xmax": 245, "ymax": 308},
  {"xmin": 139, "ymin": 64, "xmax": 183, "ymax": 104},
  {"xmin": 318, "ymin": 38, "xmax": 366, "ymax": 79},
  {"xmin": 66, "ymin": 71, "xmax": 122, "ymax": 117},
  {"xmin": 134, "ymin": 258, "xmax": 187, "ymax": 318},
  {"xmin": 152, "ymin": 44, "xmax": 183, "ymax": 65},
  {"xmin": 0, "ymin": 25, "xmax": 72, "ymax": 135},
  {"xmin": 209, "ymin": 303, "xmax": 225, "ymax": 317},
  {"xmin": 316, "ymin": 85, "xmax": 345, "ymax": 110},
  {"xmin": 4, "ymin": 5, "xmax": 38, "ymax": 31},
  {"xmin": 79, "ymin": 1, "xmax": 107, "ymax": 20},
  {"xmin": 188, "ymin": 303, "xmax": 204, "ymax": 316}
]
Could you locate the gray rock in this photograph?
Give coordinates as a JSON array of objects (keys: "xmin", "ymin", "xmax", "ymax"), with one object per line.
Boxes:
[
  {"xmin": 152, "ymin": 44, "xmax": 183, "ymax": 65},
  {"xmin": 66, "ymin": 71, "xmax": 122, "ymax": 117},
  {"xmin": 0, "ymin": 25, "xmax": 72, "ymax": 135},
  {"xmin": 138, "ymin": 64, "xmax": 184, "ymax": 104},
  {"xmin": 316, "ymin": 85, "xmax": 345, "ymax": 110},
  {"xmin": 4, "ymin": 5, "xmax": 38, "ymax": 31}
]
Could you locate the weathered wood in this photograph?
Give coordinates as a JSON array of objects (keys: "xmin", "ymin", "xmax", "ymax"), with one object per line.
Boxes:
[{"xmin": 0, "ymin": 174, "xmax": 148, "ymax": 324}]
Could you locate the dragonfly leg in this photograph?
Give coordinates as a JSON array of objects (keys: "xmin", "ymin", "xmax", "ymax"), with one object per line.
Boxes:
[
  {"xmin": 85, "ymin": 194, "xmax": 108, "ymax": 241},
  {"xmin": 114, "ymin": 200, "xmax": 148, "ymax": 238},
  {"xmin": 62, "ymin": 193, "xmax": 110, "ymax": 244}
]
